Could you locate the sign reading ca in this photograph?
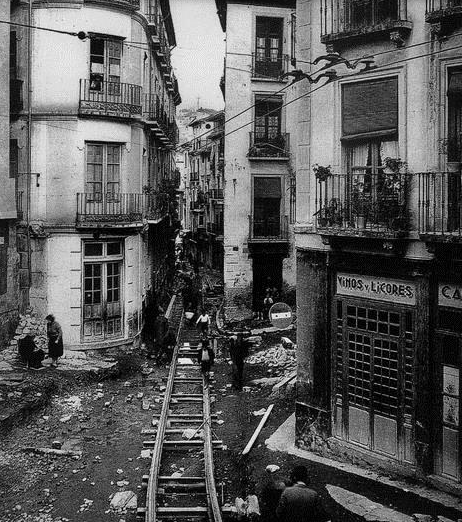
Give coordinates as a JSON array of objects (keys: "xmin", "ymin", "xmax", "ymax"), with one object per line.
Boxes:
[
  {"xmin": 439, "ymin": 283, "xmax": 462, "ymax": 309},
  {"xmin": 269, "ymin": 302, "xmax": 292, "ymax": 329}
]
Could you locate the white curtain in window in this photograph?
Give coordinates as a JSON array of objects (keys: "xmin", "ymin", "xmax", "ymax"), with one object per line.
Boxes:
[
  {"xmin": 351, "ymin": 143, "xmax": 369, "ymax": 168},
  {"xmin": 380, "ymin": 140, "xmax": 399, "ymax": 162}
]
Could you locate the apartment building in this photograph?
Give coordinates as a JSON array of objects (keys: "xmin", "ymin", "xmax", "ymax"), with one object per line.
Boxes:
[
  {"xmin": 295, "ymin": 0, "xmax": 462, "ymax": 485},
  {"xmin": 216, "ymin": 0, "xmax": 297, "ymax": 317},
  {"xmin": 0, "ymin": 1, "xmax": 20, "ymax": 347},
  {"xmin": 185, "ymin": 111, "xmax": 224, "ymax": 272},
  {"xmin": 10, "ymin": 0, "xmax": 181, "ymax": 348}
]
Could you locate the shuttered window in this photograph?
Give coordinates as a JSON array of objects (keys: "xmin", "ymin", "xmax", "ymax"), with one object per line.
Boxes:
[{"xmin": 342, "ymin": 77, "xmax": 398, "ymax": 140}]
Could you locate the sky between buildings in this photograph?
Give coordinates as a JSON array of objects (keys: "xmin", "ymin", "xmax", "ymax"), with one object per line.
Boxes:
[{"xmin": 170, "ymin": 0, "xmax": 226, "ymax": 110}]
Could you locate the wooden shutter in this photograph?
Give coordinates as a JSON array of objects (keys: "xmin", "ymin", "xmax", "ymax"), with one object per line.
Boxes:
[
  {"xmin": 342, "ymin": 77, "xmax": 398, "ymax": 140},
  {"xmin": 254, "ymin": 177, "xmax": 281, "ymax": 198}
]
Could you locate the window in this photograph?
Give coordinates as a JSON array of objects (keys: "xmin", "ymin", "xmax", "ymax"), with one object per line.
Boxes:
[
  {"xmin": 90, "ymin": 37, "xmax": 122, "ymax": 91},
  {"xmin": 342, "ymin": 77, "xmax": 398, "ymax": 141},
  {"xmin": 253, "ymin": 176, "xmax": 282, "ymax": 237},
  {"xmin": 10, "ymin": 31, "xmax": 17, "ymax": 78},
  {"xmin": 255, "ymin": 17, "xmax": 284, "ymax": 78},
  {"xmin": 255, "ymin": 96, "xmax": 283, "ymax": 144},
  {"xmin": 85, "ymin": 143, "xmax": 121, "ymax": 200},
  {"xmin": 0, "ymin": 223, "xmax": 8, "ymax": 295},
  {"xmin": 10, "ymin": 140, "xmax": 18, "ymax": 179},
  {"xmin": 447, "ymin": 68, "xmax": 462, "ymax": 162}
]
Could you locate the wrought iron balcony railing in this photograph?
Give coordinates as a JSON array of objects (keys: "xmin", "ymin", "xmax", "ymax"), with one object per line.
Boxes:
[
  {"xmin": 76, "ymin": 193, "xmax": 168, "ymax": 227},
  {"xmin": 426, "ymin": 0, "xmax": 462, "ymax": 22},
  {"xmin": 315, "ymin": 171, "xmax": 410, "ymax": 237},
  {"xmin": 418, "ymin": 170, "xmax": 462, "ymax": 241},
  {"xmin": 207, "ymin": 222, "xmax": 224, "ymax": 235},
  {"xmin": 208, "ymin": 188, "xmax": 224, "ymax": 200},
  {"xmin": 248, "ymin": 132, "xmax": 290, "ymax": 159},
  {"xmin": 321, "ymin": 0, "xmax": 410, "ymax": 43},
  {"xmin": 248, "ymin": 215, "xmax": 289, "ymax": 242},
  {"xmin": 251, "ymin": 53, "xmax": 289, "ymax": 80},
  {"xmin": 79, "ymin": 79, "xmax": 142, "ymax": 119}
]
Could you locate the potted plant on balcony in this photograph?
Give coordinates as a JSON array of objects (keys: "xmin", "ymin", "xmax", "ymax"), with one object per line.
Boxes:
[
  {"xmin": 313, "ymin": 163, "xmax": 332, "ymax": 182},
  {"xmin": 351, "ymin": 176, "xmax": 371, "ymax": 229},
  {"xmin": 383, "ymin": 157, "xmax": 407, "ymax": 174}
]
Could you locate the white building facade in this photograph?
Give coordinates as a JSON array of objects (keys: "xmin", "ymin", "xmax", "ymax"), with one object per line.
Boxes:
[
  {"xmin": 295, "ymin": 0, "xmax": 462, "ymax": 485},
  {"xmin": 216, "ymin": 0, "xmax": 297, "ymax": 318},
  {"xmin": 11, "ymin": 0, "xmax": 180, "ymax": 348}
]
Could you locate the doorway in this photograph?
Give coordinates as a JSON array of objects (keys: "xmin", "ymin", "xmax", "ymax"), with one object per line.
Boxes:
[
  {"xmin": 252, "ymin": 255, "xmax": 283, "ymax": 311},
  {"xmin": 83, "ymin": 241, "xmax": 123, "ymax": 341}
]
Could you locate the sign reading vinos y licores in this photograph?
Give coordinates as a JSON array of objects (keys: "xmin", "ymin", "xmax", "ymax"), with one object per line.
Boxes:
[
  {"xmin": 336, "ymin": 273, "xmax": 416, "ymax": 305},
  {"xmin": 439, "ymin": 284, "xmax": 462, "ymax": 309}
]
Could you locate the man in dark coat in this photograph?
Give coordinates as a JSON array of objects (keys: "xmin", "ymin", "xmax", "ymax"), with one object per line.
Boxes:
[
  {"xmin": 152, "ymin": 308, "xmax": 169, "ymax": 364},
  {"xmin": 229, "ymin": 332, "xmax": 250, "ymax": 390},
  {"xmin": 276, "ymin": 465, "xmax": 329, "ymax": 522}
]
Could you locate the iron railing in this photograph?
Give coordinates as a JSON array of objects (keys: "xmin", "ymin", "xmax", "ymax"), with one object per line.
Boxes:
[
  {"xmin": 79, "ymin": 79, "xmax": 142, "ymax": 118},
  {"xmin": 76, "ymin": 193, "xmax": 168, "ymax": 225},
  {"xmin": 248, "ymin": 132, "xmax": 290, "ymax": 158},
  {"xmin": 418, "ymin": 171, "xmax": 462, "ymax": 239},
  {"xmin": 315, "ymin": 171, "xmax": 410, "ymax": 235},
  {"xmin": 321, "ymin": 0, "xmax": 407, "ymax": 37},
  {"xmin": 426, "ymin": 0, "xmax": 462, "ymax": 19},
  {"xmin": 251, "ymin": 53, "xmax": 289, "ymax": 80},
  {"xmin": 16, "ymin": 191, "xmax": 24, "ymax": 221},
  {"xmin": 248, "ymin": 215, "xmax": 289, "ymax": 241},
  {"xmin": 208, "ymin": 189, "xmax": 224, "ymax": 200},
  {"xmin": 207, "ymin": 222, "xmax": 224, "ymax": 235}
]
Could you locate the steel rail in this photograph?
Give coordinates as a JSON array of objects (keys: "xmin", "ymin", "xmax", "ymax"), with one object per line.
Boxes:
[
  {"xmin": 203, "ymin": 382, "xmax": 223, "ymax": 522},
  {"xmin": 145, "ymin": 296, "xmax": 182, "ymax": 522}
]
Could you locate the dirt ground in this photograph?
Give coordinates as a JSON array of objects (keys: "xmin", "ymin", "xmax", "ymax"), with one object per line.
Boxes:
[{"xmin": 0, "ymin": 330, "xmax": 460, "ymax": 522}]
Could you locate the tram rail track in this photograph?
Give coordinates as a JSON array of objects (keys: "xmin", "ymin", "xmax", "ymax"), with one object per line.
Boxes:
[{"xmin": 137, "ymin": 293, "xmax": 225, "ymax": 522}]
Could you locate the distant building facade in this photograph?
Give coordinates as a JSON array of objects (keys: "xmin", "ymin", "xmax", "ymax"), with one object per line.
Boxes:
[
  {"xmin": 216, "ymin": 0, "xmax": 297, "ymax": 318},
  {"xmin": 0, "ymin": 1, "xmax": 20, "ymax": 347},
  {"xmin": 295, "ymin": 0, "xmax": 462, "ymax": 484},
  {"xmin": 10, "ymin": 0, "xmax": 181, "ymax": 347}
]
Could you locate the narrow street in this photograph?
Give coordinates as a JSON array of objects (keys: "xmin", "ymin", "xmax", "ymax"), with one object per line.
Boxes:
[{"xmin": 1, "ymin": 275, "xmax": 461, "ymax": 521}]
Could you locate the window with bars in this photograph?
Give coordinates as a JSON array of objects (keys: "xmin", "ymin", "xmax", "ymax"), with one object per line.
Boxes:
[{"xmin": 336, "ymin": 300, "xmax": 414, "ymax": 418}]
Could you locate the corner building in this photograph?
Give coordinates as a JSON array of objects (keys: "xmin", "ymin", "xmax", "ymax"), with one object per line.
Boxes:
[
  {"xmin": 11, "ymin": 0, "xmax": 181, "ymax": 348},
  {"xmin": 295, "ymin": 0, "xmax": 462, "ymax": 485},
  {"xmin": 216, "ymin": 0, "xmax": 297, "ymax": 317}
]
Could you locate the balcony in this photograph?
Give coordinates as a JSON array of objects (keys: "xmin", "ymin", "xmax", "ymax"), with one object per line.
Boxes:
[
  {"xmin": 315, "ymin": 171, "xmax": 410, "ymax": 239},
  {"xmin": 76, "ymin": 193, "xmax": 168, "ymax": 228},
  {"xmin": 248, "ymin": 215, "xmax": 289, "ymax": 243},
  {"xmin": 426, "ymin": 0, "xmax": 462, "ymax": 31},
  {"xmin": 79, "ymin": 80, "xmax": 142, "ymax": 119},
  {"xmin": 143, "ymin": 94, "xmax": 176, "ymax": 147},
  {"xmin": 251, "ymin": 53, "xmax": 289, "ymax": 81},
  {"xmin": 207, "ymin": 222, "xmax": 224, "ymax": 236},
  {"xmin": 248, "ymin": 133, "xmax": 290, "ymax": 160},
  {"xmin": 418, "ymin": 171, "xmax": 462, "ymax": 242},
  {"xmin": 208, "ymin": 188, "xmax": 224, "ymax": 200},
  {"xmin": 320, "ymin": 0, "xmax": 411, "ymax": 49}
]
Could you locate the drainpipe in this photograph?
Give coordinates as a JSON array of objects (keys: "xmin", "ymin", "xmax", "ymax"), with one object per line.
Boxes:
[{"xmin": 26, "ymin": 0, "xmax": 32, "ymax": 302}]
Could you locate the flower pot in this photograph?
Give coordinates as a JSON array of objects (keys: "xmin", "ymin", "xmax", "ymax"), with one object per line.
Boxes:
[
  {"xmin": 447, "ymin": 162, "xmax": 461, "ymax": 173},
  {"xmin": 355, "ymin": 215, "xmax": 366, "ymax": 229}
]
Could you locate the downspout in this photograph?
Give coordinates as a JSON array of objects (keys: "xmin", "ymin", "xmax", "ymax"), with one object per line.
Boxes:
[{"xmin": 26, "ymin": 0, "xmax": 32, "ymax": 301}]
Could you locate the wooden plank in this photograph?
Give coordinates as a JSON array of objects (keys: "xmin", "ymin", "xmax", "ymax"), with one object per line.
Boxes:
[
  {"xmin": 273, "ymin": 370, "xmax": 297, "ymax": 390},
  {"xmin": 242, "ymin": 404, "xmax": 274, "ymax": 455}
]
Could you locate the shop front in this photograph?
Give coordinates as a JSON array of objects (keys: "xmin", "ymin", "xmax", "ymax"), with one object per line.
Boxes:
[
  {"xmin": 434, "ymin": 281, "xmax": 462, "ymax": 482},
  {"xmin": 333, "ymin": 273, "xmax": 416, "ymax": 464}
]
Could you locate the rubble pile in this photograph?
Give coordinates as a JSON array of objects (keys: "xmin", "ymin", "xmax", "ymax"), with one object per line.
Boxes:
[
  {"xmin": 246, "ymin": 343, "xmax": 296, "ymax": 376},
  {"xmin": 8, "ymin": 309, "xmax": 48, "ymax": 351}
]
